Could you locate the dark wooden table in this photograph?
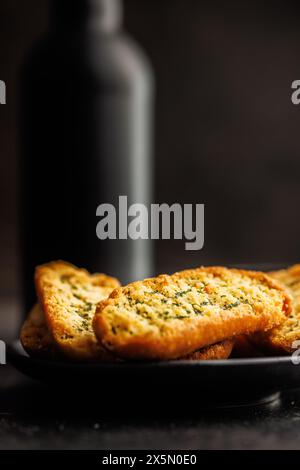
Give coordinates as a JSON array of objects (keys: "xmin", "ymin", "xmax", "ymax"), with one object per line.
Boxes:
[{"xmin": 1, "ymin": 364, "xmax": 300, "ymax": 450}]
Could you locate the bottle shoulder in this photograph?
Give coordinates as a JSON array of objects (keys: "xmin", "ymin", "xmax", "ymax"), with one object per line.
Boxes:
[{"xmin": 22, "ymin": 32, "xmax": 154, "ymax": 89}]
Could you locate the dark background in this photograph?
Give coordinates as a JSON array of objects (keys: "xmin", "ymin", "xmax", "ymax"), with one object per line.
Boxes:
[{"xmin": 1, "ymin": 0, "xmax": 300, "ymax": 335}]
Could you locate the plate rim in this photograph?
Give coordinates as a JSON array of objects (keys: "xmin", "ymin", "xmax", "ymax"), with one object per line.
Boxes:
[{"xmin": 7, "ymin": 339, "xmax": 295, "ymax": 370}]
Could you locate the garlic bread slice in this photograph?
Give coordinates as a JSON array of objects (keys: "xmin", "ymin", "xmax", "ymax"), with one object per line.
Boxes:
[
  {"xmin": 20, "ymin": 303, "xmax": 57, "ymax": 358},
  {"xmin": 183, "ymin": 339, "xmax": 234, "ymax": 360},
  {"xmin": 251, "ymin": 264, "xmax": 300, "ymax": 354},
  {"xmin": 35, "ymin": 261, "xmax": 120, "ymax": 361},
  {"xmin": 93, "ymin": 266, "xmax": 291, "ymax": 360}
]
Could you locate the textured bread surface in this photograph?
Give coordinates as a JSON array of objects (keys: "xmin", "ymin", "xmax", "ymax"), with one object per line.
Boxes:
[
  {"xmin": 251, "ymin": 264, "xmax": 300, "ymax": 354},
  {"xmin": 20, "ymin": 303, "xmax": 57, "ymax": 358},
  {"xmin": 20, "ymin": 304, "xmax": 234, "ymax": 362},
  {"xmin": 93, "ymin": 266, "xmax": 291, "ymax": 360},
  {"xmin": 35, "ymin": 261, "xmax": 120, "ymax": 361},
  {"xmin": 20, "ymin": 306, "xmax": 233, "ymax": 361},
  {"xmin": 183, "ymin": 339, "xmax": 234, "ymax": 360},
  {"xmin": 21, "ymin": 265, "xmax": 232, "ymax": 362}
]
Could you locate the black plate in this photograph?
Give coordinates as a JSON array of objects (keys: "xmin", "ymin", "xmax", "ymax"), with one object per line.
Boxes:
[
  {"xmin": 8, "ymin": 263, "xmax": 300, "ymax": 407},
  {"xmin": 7, "ymin": 340, "xmax": 300, "ymax": 407}
]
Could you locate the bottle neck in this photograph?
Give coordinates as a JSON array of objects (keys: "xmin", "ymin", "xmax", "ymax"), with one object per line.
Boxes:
[{"xmin": 51, "ymin": 0, "xmax": 123, "ymax": 33}]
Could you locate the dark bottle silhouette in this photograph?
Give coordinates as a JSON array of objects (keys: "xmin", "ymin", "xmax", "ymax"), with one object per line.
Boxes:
[{"xmin": 20, "ymin": 0, "xmax": 154, "ymax": 311}]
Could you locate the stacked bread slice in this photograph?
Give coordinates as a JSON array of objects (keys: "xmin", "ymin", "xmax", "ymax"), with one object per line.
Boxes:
[
  {"xmin": 21, "ymin": 262, "xmax": 292, "ymax": 361},
  {"xmin": 93, "ymin": 266, "xmax": 291, "ymax": 360},
  {"xmin": 21, "ymin": 261, "xmax": 120, "ymax": 361},
  {"xmin": 248, "ymin": 264, "xmax": 300, "ymax": 354}
]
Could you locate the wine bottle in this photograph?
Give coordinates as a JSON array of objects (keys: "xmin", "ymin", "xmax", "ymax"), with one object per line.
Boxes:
[{"xmin": 20, "ymin": 0, "xmax": 154, "ymax": 311}]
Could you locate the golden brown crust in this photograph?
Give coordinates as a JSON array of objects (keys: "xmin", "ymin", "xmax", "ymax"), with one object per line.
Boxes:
[
  {"xmin": 250, "ymin": 264, "xmax": 300, "ymax": 354},
  {"xmin": 20, "ymin": 303, "xmax": 58, "ymax": 359},
  {"xmin": 35, "ymin": 261, "xmax": 120, "ymax": 361},
  {"xmin": 93, "ymin": 266, "xmax": 291, "ymax": 360},
  {"xmin": 183, "ymin": 339, "xmax": 234, "ymax": 360},
  {"xmin": 20, "ymin": 304, "xmax": 234, "ymax": 362}
]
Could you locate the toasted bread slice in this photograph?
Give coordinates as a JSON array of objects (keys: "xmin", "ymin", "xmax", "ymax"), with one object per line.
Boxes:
[
  {"xmin": 183, "ymin": 339, "xmax": 234, "ymax": 360},
  {"xmin": 250, "ymin": 264, "xmax": 300, "ymax": 354},
  {"xmin": 35, "ymin": 261, "xmax": 120, "ymax": 361},
  {"xmin": 20, "ymin": 305, "xmax": 234, "ymax": 362},
  {"xmin": 20, "ymin": 303, "xmax": 233, "ymax": 362},
  {"xmin": 20, "ymin": 280, "xmax": 232, "ymax": 362},
  {"xmin": 20, "ymin": 303, "xmax": 58, "ymax": 358},
  {"xmin": 93, "ymin": 266, "xmax": 291, "ymax": 360}
]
